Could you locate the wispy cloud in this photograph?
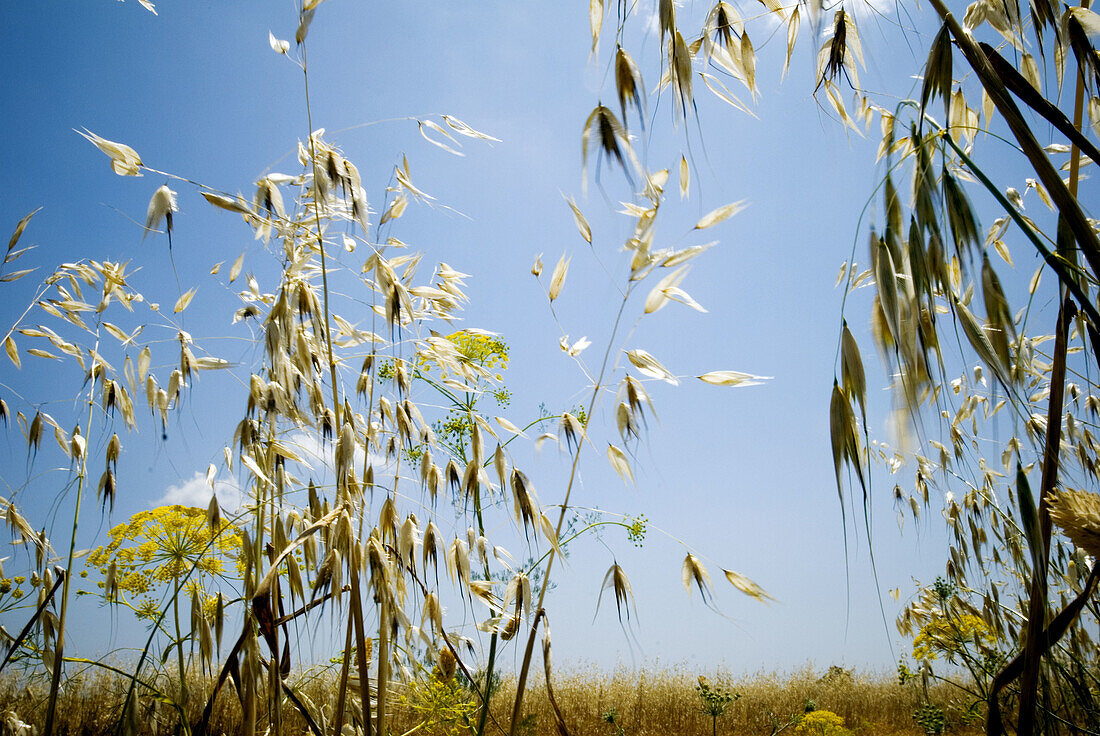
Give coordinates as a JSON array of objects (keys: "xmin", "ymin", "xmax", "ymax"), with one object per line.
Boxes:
[
  {"xmin": 156, "ymin": 471, "xmax": 244, "ymax": 512},
  {"xmin": 284, "ymin": 430, "xmax": 392, "ymax": 476}
]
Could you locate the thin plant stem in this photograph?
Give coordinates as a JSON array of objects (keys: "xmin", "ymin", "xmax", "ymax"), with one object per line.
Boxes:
[
  {"xmin": 378, "ymin": 593, "xmax": 390, "ymax": 736},
  {"xmin": 510, "ymin": 286, "xmax": 634, "ymax": 735},
  {"xmin": 44, "ymin": 335, "xmax": 100, "ymax": 736},
  {"xmin": 173, "ymin": 576, "xmax": 190, "ymax": 715},
  {"xmin": 299, "ymin": 19, "xmax": 376, "ymax": 736}
]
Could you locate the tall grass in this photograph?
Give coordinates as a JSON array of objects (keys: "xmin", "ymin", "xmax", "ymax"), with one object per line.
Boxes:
[
  {"xmin": 0, "ymin": 664, "xmax": 984, "ymax": 736},
  {"xmin": 4, "ymin": 1, "xmax": 1100, "ymax": 735}
]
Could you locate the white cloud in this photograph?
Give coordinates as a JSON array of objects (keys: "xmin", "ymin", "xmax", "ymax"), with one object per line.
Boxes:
[
  {"xmin": 285, "ymin": 430, "xmax": 392, "ymax": 477},
  {"xmin": 154, "ymin": 431, "xmax": 395, "ymax": 517},
  {"xmin": 156, "ymin": 471, "xmax": 244, "ymax": 512}
]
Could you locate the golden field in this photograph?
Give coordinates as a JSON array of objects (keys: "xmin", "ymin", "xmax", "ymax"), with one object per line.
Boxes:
[{"xmin": 0, "ymin": 663, "xmax": 984, "ymax": 736}]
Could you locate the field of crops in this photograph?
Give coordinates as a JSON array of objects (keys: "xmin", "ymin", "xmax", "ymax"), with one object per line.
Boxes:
[{"xmin": 0, "ymin": 664, "xmax": 984, "ymax": 736}]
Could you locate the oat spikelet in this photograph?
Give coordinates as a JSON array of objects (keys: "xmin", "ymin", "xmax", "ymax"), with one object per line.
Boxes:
[
  {"xmin": 615, "ymin": 47, "xmax": 645, "ymax": 128},
  {"xmin": 682, "ymin": 553, "xmax": 712, "ymax": 601},
  {"xmin": 1050, "ymin": 489, "xmax": 1100, "ymax": 558},
  {"xmin": 596, "ymin": 563, "xmax": 636, "ymax": 622},
  {"xmin": 581, "ymin": 105, "xmax": 637, "ymax": 189},
  {"xmin": 75, "ymin": 128, "xmax": 143, "ymax": 176},
  {"xmin": 921, "ymin": 23, "xmax": 953, "ymax": 121},
  {"xmin": 144, "ymin": 185, "xmax": 178, "ymax": 247}
]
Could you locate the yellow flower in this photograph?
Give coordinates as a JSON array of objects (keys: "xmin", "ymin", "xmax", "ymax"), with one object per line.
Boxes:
[
  {"xmin": 795, "ymin": 710, "xmax": 851, "ymax": 735},
  {"xmin": 87, "ymin": 505, "xmax": 243, "ymax": 603},
  {"xmin": 912, "ymin": 613, "xmax": 996, "ymax": 661}
]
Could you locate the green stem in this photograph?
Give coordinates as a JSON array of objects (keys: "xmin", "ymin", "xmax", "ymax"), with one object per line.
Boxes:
[
  {"xmin": 173, "ymin": 576, "xmax": 190, "ymax": 715},
  {"xmin": 44, "ymin": 336, "xmax": 99, "ymax": 736},
  {"xmin": 473, "ymin": 452, "xmax": 497, "ymax": 736}
]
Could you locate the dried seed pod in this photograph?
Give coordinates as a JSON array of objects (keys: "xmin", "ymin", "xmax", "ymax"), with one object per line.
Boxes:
[
  {"xmin": 500, "ymin": 613, "xmax": 520, "ymax": 641},
  {"xmin": 312, "ymin": 548, "xmax": 343, "ymax": 607},
  {"xmin": 614, "ymin": 46, "xmax": 645, "ymax": 128},
  {"xmin": 423, "ymin": 521, "xmax": 441, "ymax": 579},
  {"xmin": 840, "ymin": 323, "xmax": 866, "ymax": 424},
  {"xmin": 447, "ymin": 537, "xmax": 471, "ymax": 590},
  {"xmin": 422, "ymin": 592, "xmax": 443, "ymax": 637},
  {"xmin": 596, "ymin": 563, "xmax": 636, "ymax": 622},
  {"xmin": 398, "ymin": 516, "xmax": 418, "ymax": 571},
  {"xmin": 97, "ymin": 470, "xmax": 116, "ymax": 512},
  {"xmin": 70, "ymin": 425, "xmax": 85, "ymax": 462},
  {"xmin": 670, "ymin": 31, "xmax": 694, "ymax": 118},
  {"xmin": 581, "ymin": 105, "xmax": 638, "ymax": 188},
  {"xmin": 27, "ymin": 411, "xmax": 44, "ymax": 453},
  {"xmin": 681, "ymin": 553, "xmax": 712, "ymax": 601},
  {"xmin": 920, "ymin": 23, "xmax": 953, "ymax": 120},
  {"xmin": 510, "ymin": 469, "xmax": 540, "ymax": 536}
]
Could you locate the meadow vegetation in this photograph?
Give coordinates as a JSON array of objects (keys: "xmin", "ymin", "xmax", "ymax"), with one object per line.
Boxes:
[
  {"xmin": 0, "ymin": 663, "xmax": 984, "ymax": 736},
  {"xmin": 3, "ymin": 0, "xmax": 1100, "ymax": 734}
]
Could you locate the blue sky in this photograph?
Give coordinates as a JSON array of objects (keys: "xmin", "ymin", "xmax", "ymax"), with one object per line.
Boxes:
[{"xmin": 0, "ymin": 0, "xmax": 999, "ymax": 678}]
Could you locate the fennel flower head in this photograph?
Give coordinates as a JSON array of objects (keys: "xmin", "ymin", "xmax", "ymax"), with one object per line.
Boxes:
[
  {"xmin": 87, "ymin": 505, "xmax": 242, "ymax": 615},
  {"xmin": 912, "ymin": 613, "xmax": 997, "ymax": 661}
]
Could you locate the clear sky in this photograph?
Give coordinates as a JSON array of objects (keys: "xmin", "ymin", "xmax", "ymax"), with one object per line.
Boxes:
[{"xmin": 0, "ymin": 0, "xmax": 997, "ymax": 678}]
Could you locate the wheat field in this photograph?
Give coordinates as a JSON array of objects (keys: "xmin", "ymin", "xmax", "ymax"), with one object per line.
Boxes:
[{"xmin": 0, "ymin": 663, "xmax": 984, "ymax": 736}]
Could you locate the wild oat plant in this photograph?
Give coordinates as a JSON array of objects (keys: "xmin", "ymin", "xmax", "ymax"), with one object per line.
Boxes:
[
  {"xmin": 5, "ymin": 1, "xmax": 1100, "ymax": 736},
  {"xmin": 0, "ymin": 4, "xmax": 777, "ymax": 736}
]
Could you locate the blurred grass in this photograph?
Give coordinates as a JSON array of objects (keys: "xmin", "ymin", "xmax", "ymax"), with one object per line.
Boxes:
[{"xmin": 0, "ymin": 662, "xmax": 985, "ymax": 735}]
